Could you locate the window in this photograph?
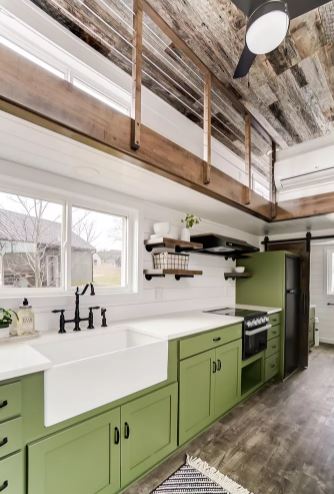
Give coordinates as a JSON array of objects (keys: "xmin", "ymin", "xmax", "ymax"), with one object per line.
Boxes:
[
  {"xmin": 326, "ymin": 248, "xmax": 334, "ymax": 295},
  {"xmin": 0, "ymin": 191, "xmax": 63, "ymax": 289},
  {"xmin": 71, "ymin": 206, "xmax": 127, "ymax": 288}
]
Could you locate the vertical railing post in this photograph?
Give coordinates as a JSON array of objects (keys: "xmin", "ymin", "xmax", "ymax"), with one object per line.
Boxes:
[
  {"xmin": 203, "ymin": 72, "xmax": 212, "ymax": 185},
  {"xmin": 244, "ymin": 112, "xmax": 252, "ymax": 205},
  {"xmin": 271, "ymin": 140, "xmax": 277, "ymax": 219},
  {"xmin": 131, "ymin": 0, "xmax": 143, "ymax": 150}
]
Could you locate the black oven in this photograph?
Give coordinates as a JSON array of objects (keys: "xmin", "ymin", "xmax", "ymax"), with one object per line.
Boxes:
[
  {"xmin": 204, "ymin": 307, "xmax": 271, "ymax": 360},
  {"xmin": 243, "ymin": 321, "xmax": 269, "ymax": 359}
]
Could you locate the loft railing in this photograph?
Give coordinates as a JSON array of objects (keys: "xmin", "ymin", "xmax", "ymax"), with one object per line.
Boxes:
[{"xmin": 130, "ymin": 0, "xmax": 276, "ymax": 211}]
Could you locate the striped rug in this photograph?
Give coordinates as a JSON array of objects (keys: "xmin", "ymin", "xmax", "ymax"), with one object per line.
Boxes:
[{"xmin": 152, "ymin": 456, "xmax": 254, "ymax": 494}]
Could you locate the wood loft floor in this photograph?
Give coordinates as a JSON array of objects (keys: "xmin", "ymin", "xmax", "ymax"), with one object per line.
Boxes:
[{"xmin": 124, "ymin": 345, "xmax": 334, "ymax": 494}]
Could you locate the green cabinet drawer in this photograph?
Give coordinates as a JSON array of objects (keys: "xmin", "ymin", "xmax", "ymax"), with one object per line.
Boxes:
[
  {"xmin": 121, "ymin": 383, "xmax": 178, "ymax": 488},
  {"xmin": 269, "ymin": 313, "xmax": 280, "ymax": 327},
  {"xmin": 180, "ymin": 324, "xmax": 242, "ymax": 360},
  {"xmin": 265, "ymin": 337, "xmax": 280, "ymax": 359},
  {"xmin": 0, "ymin": 452, "xmax": 24, "ymax": 494},
  {"xmin": 0, "ymin": 417, "xmax": 23, "ymax": 460},
  {"xmin": 265, "ymin": 354, "xmax": 279, "ymax": 382},
  {"xmin": 268, "ymin": 325, "xmax": 280, "ymax": 341},
  {"xmin": 0, "ymin": 382, "xmax": 21, "ymax": 423}
]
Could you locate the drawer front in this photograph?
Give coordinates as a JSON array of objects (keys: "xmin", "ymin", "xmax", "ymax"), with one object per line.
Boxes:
[
  {"xmin": 269, "ymin": 313, "xmax": 280, "ymax": 327},
  {"xmin": 180, "ymin": 324, "xmax": 242, "ymax": 360},
  {"xmin": 0, "ymin": 418, "xmax": 23, "ymax": 460},
  {"xmin": 265, "ymin": 337, "xmax": 280, "ymax": 359},
  {"xmin": 0, "ymin": 382, "xmax": 21, "ymax": 423},
  {"xmin": 0, "ymin": 452, "xmax": 24, "ymax": 494},
  {"xmin": 265, "ymin": 354, "xmax": 279, "ymax": 381},
  {"xmin": 268, "ymin": 325, "xmax": 281, "ymax": 341}
]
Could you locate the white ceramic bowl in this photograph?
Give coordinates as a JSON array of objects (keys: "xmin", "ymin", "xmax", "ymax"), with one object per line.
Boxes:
[
  {"xmin": 234, "ymin": 266, "xmax": 245, "ymax": 274},
  {"xmin": 153, "ymin": 222, "xmax": 170, "ymax": 236}
]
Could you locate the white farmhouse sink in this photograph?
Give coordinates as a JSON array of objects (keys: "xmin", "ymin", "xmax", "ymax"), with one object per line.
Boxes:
[{"xmin": 32, "ymin": 328, "xmax": 168, "ymax": 426}]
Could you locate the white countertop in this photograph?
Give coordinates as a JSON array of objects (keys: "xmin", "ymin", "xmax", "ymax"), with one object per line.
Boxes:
[
  {"xmin": 126, "ymin": 311, "xmax": 244, "ymax": 340},
  {"xmin": 0, "ymin": 304, "xmax": 282, "ymax": 382}
]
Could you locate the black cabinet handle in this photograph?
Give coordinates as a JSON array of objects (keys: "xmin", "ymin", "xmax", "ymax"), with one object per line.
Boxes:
[
  {"xmin": 212, "ymin": 361, "xmax": 217, "ymax": 374},
  {"xmin": 0, "ymin": 481, "xmax": 8, "ymax": 492},
  {"xmin": 124, "ymin": 422, "xmax": 130, "ymax": 439},
  {"xmin": 0, "ymin": 438, "xmax": 8, "ymax": 448},
  {"xmin": 114, "ymin": 427, "xmax": 120, "ymax": 445},
  {"xmin": 271, "ymin": 364, "xmax": 276, "ymax": 369},
  {"xmin": 217, "ymin": 359, "xmax": 222, "ymax": 371},
  {"xmin": 0, "ymin": 400, "xmax": 7, "ymax": 409},
  {"xmin": 213, "ymin": 337, "xmax": 221, "ymax": 342}
]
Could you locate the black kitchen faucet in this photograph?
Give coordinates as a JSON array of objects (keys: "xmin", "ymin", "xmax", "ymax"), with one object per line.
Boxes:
[{"xmin": 52, "ymin": 283, "xmax": 102, "ymax": 333}]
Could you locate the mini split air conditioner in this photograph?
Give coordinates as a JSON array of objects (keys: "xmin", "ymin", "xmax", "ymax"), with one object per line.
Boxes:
[{"xmin": 279, "ymin": 166, "xmax": 334, "ymax": 191}]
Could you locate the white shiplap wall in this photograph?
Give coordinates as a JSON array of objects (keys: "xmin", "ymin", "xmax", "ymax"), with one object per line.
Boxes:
[
  {"xmin": 310, "ymin": 244, "xmax": 334, "ymax": 344},
  {"xmin": 0, "ymin": 162, "xmax": 259, "ymax": 334}
]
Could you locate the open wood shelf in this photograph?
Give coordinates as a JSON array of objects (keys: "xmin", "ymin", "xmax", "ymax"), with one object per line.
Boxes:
[
  {"xmin": 144, "ymin": 269, "xmax": 203, "ymax": 281},
  {"xmin": 144, "ymin": 237, "xmax": 203, "ymax": 252},
  {"xmin": 224, "ymin": 272, "xmax": 251, "ymax": 281}
]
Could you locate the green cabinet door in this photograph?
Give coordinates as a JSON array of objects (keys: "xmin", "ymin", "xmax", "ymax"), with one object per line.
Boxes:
[
  {"xmin": 214, "ymin": 340, "xmax": 241, "ymax": 419},
  {"xmin": 28, "ymin": 408, "xmax": 121, "ymax": 494},
  {"xmin": 121, "ymin": 383, "xmax": 178, "ymax": 488},
  {"xmin": 179, "ymin": 349, "xmax": 215, "ymax": 445}
]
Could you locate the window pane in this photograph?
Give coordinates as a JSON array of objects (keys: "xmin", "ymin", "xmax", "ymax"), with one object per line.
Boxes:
[
  {"xmin": 71, "ymin": 207, "xmax": 126, "ymax": 288},
  {"xmin": 0, "ymin": 192, "xmax": 63, "ymax": 288}
]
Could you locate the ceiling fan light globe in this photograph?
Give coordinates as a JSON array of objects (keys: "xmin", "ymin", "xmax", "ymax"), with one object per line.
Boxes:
[{"xmin": 246, "ymin": 10, "xmax": 289, "ymax": 55}]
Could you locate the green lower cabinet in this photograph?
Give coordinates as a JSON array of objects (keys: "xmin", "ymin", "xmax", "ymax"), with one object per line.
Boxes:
[
  {"xmin": 214, "ymin": 340, "xmax": 241, "ymax": 419},
  {"xmin": 28, "ymin": 408, "xmax": 121, "ymax": 494},
  {"xmin": 179, "ymin": 349, "xmax": 215, "ymax": 445},
  {"xmin": 0, "ymin": 452, "xmax": 24, "ymax": 494},
  {"xmin": 121, "ymin": 383, "xmax": 178, "ymax": 488},
  {"xmin": 179, "ymin": 340, "xmax": 241, "ymax": 445}
]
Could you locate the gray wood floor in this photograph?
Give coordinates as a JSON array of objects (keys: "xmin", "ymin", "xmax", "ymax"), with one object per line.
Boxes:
[{"xmin": 124, "ymin": 345, "xmax": 334, "ymax": 494}]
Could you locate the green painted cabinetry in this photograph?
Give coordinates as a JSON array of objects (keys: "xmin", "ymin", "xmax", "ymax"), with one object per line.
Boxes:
[
  {"xmin": 0, "ymin": 452, "xmax": 24, "ymax": 494},
  {"xmin": 179, "ymin": 349, "xmax": 215, "ymax": 445},
  {"xmin": 0, "ymin": 382, "xmax": 21, "ymax": 422},
  {"xmin": 179, "ymin": 339, "xmax": 241, "ymax": 444},
  {"xmin": 121, "ymin": 383, "xmax": 178, "ymax": 488},
  {"xmin": 28, "ymin": 408, "xmax": 121, "ymax": 494}
]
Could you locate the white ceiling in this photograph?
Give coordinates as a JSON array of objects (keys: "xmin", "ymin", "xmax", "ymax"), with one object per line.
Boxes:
[{"xmin": 0, "ymin": 110, "xmax": 334, "ymax": 238}]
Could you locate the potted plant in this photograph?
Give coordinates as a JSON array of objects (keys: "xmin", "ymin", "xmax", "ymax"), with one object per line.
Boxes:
[
  {"xmin": 181, "ymin": 213, "xmax": 201, "ymax": 242},
  {"xmin": 0, "ymin": 308, "xmax": 18, "ymax": 330}
]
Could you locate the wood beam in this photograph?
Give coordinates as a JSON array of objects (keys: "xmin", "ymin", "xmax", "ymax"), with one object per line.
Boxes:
[
  {"xmin": 271, "ymin": 141, "xmax": 277, "ymax": 219},
  {"xmin": 244, "ymin": 113, "xmax": 252, "ymax": 205},
  {"xmin": 203, "ymin": 73, "xmax": 212, "ymax": 185},
  {"xmin": 131, "ymin": 0, "xmax": 143, "ymax": 150},
  {"xmin": 276, "ymin": 192, "xmax": 334, "ymax": 221},
  {"xmin": 0, "ymin": 45, "xmax": 272, "ymax": 221}
]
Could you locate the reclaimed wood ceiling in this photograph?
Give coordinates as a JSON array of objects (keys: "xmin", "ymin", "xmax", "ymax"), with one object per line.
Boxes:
[{"xmin": 29, "ymin": 0, "xmax": 334, "ymax": 174}]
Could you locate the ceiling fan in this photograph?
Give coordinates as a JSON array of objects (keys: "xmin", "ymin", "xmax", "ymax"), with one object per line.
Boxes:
[{"xmin": 233, "ymin": 0, "xmax": 330, "ymax": 78}]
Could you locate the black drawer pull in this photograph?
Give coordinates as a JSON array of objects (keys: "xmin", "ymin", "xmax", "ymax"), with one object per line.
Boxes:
[
  {"xmin": 0, "ymin": 481, "xmax": 8, "ymax": 492},
  {"xmin": 124, "ymin": 422, "xmax": 130, "ymax": 439},
  {"xmin": 271, "ymin": 364, "xmax": 276, "ymax": 369},
  {"xmin": 114, "ymin": 426, "xmax": 120, "ymax": 445},
  {"xmin": 217, "ymin": 359, "xmax": 222, "ymax": 371},
  {"xmin": 272, "ymin": 346, "xmax": 277, "ymax": 350},
  {"xmin": 0, "ymin": 438, "xmax": 8, "ymax": 448},
  {"xmin": 0, "ymin": 400, "xmax": 7, "ymax": 410},
  {"xmin": 212, "ymin": 361, "xmax": 217, "ymax": 374},
  {"xmin": 213, "ymin": 337, "xmax": 221, "ymax": 342}
]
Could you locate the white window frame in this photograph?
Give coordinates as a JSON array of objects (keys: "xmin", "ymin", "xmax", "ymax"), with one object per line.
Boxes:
[
  {"xmin": 326, "ymin": 248, "xmax": 334, "ymax": 295},
  {"xmin": 0, "ymin": 183, "xmax": 139, "ymax": 297}
]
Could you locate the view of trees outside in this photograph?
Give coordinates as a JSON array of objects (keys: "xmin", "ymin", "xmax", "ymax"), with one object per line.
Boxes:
[
  {"xmin": 0, "ymin": 192, "xmax": 63, "ymax": 288},
  {"xmin": 71, "ymin": 206, "xmax": 125, "ymax": 287}
]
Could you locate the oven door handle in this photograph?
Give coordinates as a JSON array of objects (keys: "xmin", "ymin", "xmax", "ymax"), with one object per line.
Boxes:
[{"xmin": 245, "ymin": 324, "xmax": 272, "ymax": 336}]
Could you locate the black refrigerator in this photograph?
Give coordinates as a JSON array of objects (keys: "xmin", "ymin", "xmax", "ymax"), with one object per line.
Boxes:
[{"xmin": 285, "ymin": 255, "xmax": 300, "ymax": 377}]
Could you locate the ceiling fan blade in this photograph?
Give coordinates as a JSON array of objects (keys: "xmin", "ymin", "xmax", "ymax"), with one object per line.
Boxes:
[
  {"xmin": 287, "ymin": 0, "xmax": 331, "ymax": 19},
  {"xmin": 230, "ymin": 0, "xmax": 253, "ymax": 16},
  {"xmin": 233, "ymin": 45, "xmax": 257, "ymax": 79}
]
